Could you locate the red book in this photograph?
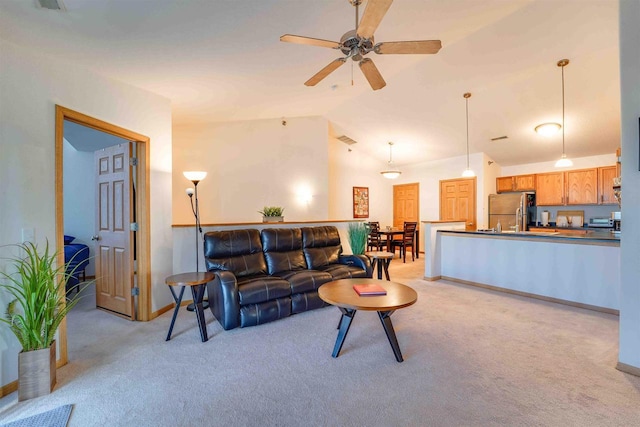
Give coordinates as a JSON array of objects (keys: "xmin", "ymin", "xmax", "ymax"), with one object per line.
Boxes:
[{"xmin": 353, "ymin": 283, "xmax": 387, "ymax": 296}]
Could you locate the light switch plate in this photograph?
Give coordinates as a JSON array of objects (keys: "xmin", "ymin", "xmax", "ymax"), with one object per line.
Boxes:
[{"xmin": 21, "ymin": 228, "xmax": 35, "ymax": 243}]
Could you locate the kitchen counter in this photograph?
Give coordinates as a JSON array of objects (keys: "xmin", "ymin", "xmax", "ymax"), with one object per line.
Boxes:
[
  {"xmin": 426, "ymin": 229, "xmax": 620, "ymax": 312},
  {"xmin": 441, "ymin": 229, "xmax": 619, "ymax": 246}
]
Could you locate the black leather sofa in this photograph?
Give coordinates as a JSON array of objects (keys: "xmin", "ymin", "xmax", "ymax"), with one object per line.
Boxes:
[{"xmin": 204, "ymin": 225, "xmax": 372, "ymax": 330}]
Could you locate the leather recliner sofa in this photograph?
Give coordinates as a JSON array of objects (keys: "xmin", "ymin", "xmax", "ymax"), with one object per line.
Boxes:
[{"xmin": 204, "ymin": 225, "xmax": 372, "ymax": 330}]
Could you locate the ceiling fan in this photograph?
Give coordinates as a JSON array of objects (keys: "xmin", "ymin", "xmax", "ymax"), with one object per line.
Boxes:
[{"xmin": 280, "ymin": 0, "xmax": 442, "ymax": 91}]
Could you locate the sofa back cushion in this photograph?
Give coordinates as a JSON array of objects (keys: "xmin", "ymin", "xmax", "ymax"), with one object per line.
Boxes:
[
  {"xmin": 204, "ymin": 229, "xmax": 267, "ymax": 277},
  {"xmin": 301, "ymin": 226, "xmax": 343, "ymax": 269},
  {"xmin": 260, "ymin": 228, "xmax": 307, "ymax": 274}
]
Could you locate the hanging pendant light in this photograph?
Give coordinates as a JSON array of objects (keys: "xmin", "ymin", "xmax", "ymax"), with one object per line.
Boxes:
[
  {"xmin": 380, "ymin": 141, "xmax": 401, "ymax": 179},
  {"xmin": 461, "ymin": 92, "xmax": 475, "ymax": 177},
  {"xmin": 555, "ymin": 59, "xmax": 573, "ymax": 168}
]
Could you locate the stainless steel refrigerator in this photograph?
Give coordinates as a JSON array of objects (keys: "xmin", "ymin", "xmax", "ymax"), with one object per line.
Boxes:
[{"xmin": 488, "ymin": 192, "xmax": 535, "ymax": 231}]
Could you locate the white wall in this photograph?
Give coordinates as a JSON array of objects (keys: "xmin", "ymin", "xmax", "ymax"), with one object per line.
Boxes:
[
  {"xmin": 618, "ymin": 0, "xmax": 640, "ymax": 370},
  {"xmin": 63, "ymin": 138, "xmax": 96, "ymax": 276},
  {"xmin": 328, "ymin": 135, "xmax": 393, "ymax": 226},
  {"xmin": 0, "ymin": 39, "xmax": 173, "ymax": 388},
  {"xmin": 172, "ymin": 117, "xmax": 329, "ymax": 225}
]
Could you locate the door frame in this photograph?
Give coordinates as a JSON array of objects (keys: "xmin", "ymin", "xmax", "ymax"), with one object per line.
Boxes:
[{"xmin": 55, "ymin": 105, "xmax": 152, "ymax": 366}]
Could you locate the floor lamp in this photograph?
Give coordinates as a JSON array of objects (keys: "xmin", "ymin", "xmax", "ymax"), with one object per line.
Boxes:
[{"xmin": 183, "ymin": 171, "xmax": 207, "ymax": 272}]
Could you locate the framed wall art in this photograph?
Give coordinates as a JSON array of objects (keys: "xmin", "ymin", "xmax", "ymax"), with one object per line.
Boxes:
[{"xmin": 353, "ymin": 187, "xmax": 369, "ymax": 218}]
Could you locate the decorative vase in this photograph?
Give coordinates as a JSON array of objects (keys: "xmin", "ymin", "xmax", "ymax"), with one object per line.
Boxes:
[
  {"xmin": 18, "ymin": 340, "xmax": 56, "ymax": 401},
  {"xmin": 263, "ymin": 216, "xmax": 284, "ymax": 223}
]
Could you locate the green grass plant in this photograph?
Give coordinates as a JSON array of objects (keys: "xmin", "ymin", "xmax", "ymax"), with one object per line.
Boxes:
[
  {"xmin": 348, "ymin": 222, "xmax": 369, "ymax": 255},
  {"xmin": 258, "ymin": 206, "xmax": 284, "ymax": 217}
]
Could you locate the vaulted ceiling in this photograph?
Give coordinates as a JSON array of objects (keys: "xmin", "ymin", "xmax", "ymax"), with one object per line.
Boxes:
[{"xmin": 0, "ymin": 0, "xmax": 620, "ymax": 167}]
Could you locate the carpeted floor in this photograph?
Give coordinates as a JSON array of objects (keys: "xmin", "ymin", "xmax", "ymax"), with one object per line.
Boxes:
[{"xmin": 1, "ymin": 258, "xmax": 639, "ymax": 426}]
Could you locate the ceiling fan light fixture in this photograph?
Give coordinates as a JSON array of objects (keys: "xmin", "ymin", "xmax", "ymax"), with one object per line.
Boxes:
[
  {"xmin": 461, "ymin": 92, "xmax": 475, "ymax": 178},
  {"xmin": 554, "ymin": 58, "xmax": 572, "ymax": 168},
  {"xmin": 380, "ymin": 141, "xmax": 401, "ymax": 179},
  {"xmin": 534, "ymin": 122, "xmax": 561, "ymax": 136}
]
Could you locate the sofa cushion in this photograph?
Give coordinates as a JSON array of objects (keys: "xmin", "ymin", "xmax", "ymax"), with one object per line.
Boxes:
[
  {"xmin": 301, "ymin": 226, "xmax": 343, "ymax": 269},
  {"xmin": 261, "ymin": 228, "xmax": 307, "ymax": 274},
  {"xmin": 316, "ymin": 264, "xmax": 369, "ymax": 280},
  {"xmin": 275, "ymin": 269, "xmax": 332, "ymax": 294},
  {"xmin": 204, "ymin": 229, "xmax": 267, "ymax": 277},
  {"xmin": 240, "ymin": 297, "xmax": 292, "ymax": 328},
  {"xmin": 237, "ymin": 275, "xmax": 291, "ymax": 305}
]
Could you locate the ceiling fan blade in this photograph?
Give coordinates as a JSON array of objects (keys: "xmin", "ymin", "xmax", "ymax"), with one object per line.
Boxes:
[
  {"xmin": 357, "ymin": 0, "xmax": 393, "ymax": 40},
  {"xmin": 375, "ymin": 40, "xmax": 442, "ymax": 55},
  {"xmin": 305, "ymin": 58, "xmax": 347, "ymax": 86},
  {"xmin": 359, "ymin": 58, "xmax": 386, "ymax": 90},
  {"xmin": 280, "ymin": 34, "xmax": 340, "ymax": 49}
]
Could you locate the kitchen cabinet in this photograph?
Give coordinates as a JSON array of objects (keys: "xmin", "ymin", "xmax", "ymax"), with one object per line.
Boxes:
[
  {"xmin": 535, "ymin": 172, "xmax": 564, "ymax": 205},
  {"xmin": 598, "ymin": 166, "xmax": 618, "ymax": 205},
  {"xmin": 566, "ymin": 168, "xmax": 597, "ymax": 205},
  {"xmin": 496, "ymin": 174, "xmax": 535, "ymax": 193}
]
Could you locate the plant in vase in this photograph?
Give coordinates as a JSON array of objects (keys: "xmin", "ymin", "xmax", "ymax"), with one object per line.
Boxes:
[
  {"xmin": 347, "ymin": 222, "xmax": 369, "ymax": 255},
  {"xmin": 258, "ymin": 206, "xmax": 285, "ymax": 222},
  {"xmin": 0, "ymin": 241, "xmax": 88, "ymax": 401}
]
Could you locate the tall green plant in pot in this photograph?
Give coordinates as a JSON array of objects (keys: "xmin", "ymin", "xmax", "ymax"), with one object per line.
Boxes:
[
  {"xmin": 347, "ymin": 222, "xmax": 369, "ymax": 255},
  {"xmin": 0, "ymin": 241, "xmax": 86, "ymax": 401}
]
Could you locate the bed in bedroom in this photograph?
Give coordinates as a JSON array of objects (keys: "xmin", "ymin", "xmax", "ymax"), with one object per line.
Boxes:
[{"xmin": 64, "ymin": 235, "xmax": 90, "ymax": 293}]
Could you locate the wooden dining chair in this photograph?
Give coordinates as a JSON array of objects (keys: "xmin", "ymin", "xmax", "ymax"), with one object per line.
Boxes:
[
  {"xmin": 367, "ymin": 222, "xmax": 385, "ymax": 251},
  {"xmin": 390, "ymin": 222, "xmax": 418, "ymax": 262}
]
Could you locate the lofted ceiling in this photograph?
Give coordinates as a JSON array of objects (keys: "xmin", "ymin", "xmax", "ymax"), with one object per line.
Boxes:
[{"xmin": 0, "ymin": 0, "xmax": 620, "ymax": 167}]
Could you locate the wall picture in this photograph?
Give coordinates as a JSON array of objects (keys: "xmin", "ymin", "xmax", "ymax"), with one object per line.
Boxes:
[{"xmin": 353, "ymin": 187, "xmax": 369, "ymax": 218}]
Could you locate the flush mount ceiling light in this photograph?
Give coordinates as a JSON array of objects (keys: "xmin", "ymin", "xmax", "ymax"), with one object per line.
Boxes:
[
  {"xmin": 554, "ymin": 59, "xmax": 573, "ymax": 168},
  {"xmin": 380, "ymin": 141, "xmax": 401, "ymax": 179},
  {"xmin": 534, "ymin": 122, "xmax": 561, "ymax": 136},
  {"xmin": 461, "ymin": 92, "xmax": 475, "ymax": 177}
]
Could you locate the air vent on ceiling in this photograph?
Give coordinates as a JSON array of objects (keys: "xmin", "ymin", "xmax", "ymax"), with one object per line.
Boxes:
[
  {"xmin": 490, "ymin": 136, "xmax": 508, "ymax": 141},
  {"xmin": 337, "ymin": 135, "xmax": 357, "ymax": 145},
  {"xmin": 36, "ymin": 0, "xmax": 66, "ymax": 11}
]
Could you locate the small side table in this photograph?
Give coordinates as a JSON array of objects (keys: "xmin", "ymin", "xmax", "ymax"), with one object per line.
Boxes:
[
  {"xmin": 365, "ymin": 251, "xmax": 394, "ymax": 280},
  {"xmin": 165, "ymin": 272, "xmax": 214, "ymax": 342}
]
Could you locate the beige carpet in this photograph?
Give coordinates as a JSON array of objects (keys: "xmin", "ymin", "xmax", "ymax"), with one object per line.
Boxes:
[{"xmin": 1, "ymin": 258, "xmax": 639, "ymax": 426}]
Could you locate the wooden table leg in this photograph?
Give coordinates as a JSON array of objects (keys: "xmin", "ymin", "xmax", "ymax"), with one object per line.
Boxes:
[
  {"xmin": 378, "ymin": 310, "xmax": 403, "ymax": 362},
  {"xmin": 332, "ymin": 308, "xmax": 356, "ymax": 358}
]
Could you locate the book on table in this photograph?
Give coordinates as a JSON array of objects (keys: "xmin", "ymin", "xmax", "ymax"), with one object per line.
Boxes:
[{"xmin": 353, "ymin": 283, "xmax": 387, "ymax": 296}]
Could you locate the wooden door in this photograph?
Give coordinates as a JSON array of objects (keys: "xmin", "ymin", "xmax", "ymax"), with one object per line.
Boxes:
[
  {"xmin": 393, "ymin": 183, "xmax": 419, "ymax": 228},
  {"xmin": 95, "ymin": 143, "xmax": 134, "ymax": 318},
  {"xmin": 598, "ymin": 166, "xmax": 617, "ymax": 205},
  {"xmin": 440, "ymin": 177, "xmax": 476, "ymax": 231},
  {"xmin": 535, "ymin": 172, "xmax": 564, "ymax": 206},
  {"xmin": 566, "ymin": 168, "xmax": 597, "ymax": 205}
]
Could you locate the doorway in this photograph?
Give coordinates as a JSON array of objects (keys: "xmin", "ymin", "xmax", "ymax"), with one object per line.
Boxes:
[
  {"xmin": 439, "ymin": 177, "xmax": 477, "ymax": 231},
  {"xmin": 55, "ymin": 105, "xmax": 152, "ymax": 367}
]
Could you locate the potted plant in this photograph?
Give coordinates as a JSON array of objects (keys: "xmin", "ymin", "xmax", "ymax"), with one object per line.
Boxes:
[
  {"xmin": 259, "ymin": 206, "xmax": 285, "ymax": 223},
  {"xmin": 0, "ymin": 241, "xmax": 86, "ymax": 401},
  {"xmin": 347, "ymin": 222, "xmax": 369, "ymax": 255}
]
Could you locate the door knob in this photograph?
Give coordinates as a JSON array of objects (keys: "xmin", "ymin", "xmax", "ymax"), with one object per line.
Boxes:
[{"xmin": 91, "ymin": 235, "xmax": 100, "ymax": 241}]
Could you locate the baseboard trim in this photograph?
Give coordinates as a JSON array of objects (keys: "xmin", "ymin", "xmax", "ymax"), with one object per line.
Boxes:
[
  {"xmin": 423, "ymin": 275, "xmax": 441, "ymax": 281},
  {"xmin": 150, "ymin": 302, "xmax": 175, "ymax": 320},
  {"xmin": 616, "ymin": 362, "xmax": 640, "ymax": 377},
  {"xmin": 0, "ymin": 380, "xmax": 18, "ymax": 398},
  {"xmin": 440, "ymin": 276, "xmax": 619, "ymax": 315}
]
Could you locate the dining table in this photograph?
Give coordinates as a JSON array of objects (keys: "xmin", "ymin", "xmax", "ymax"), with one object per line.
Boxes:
[{"xmin": 378, "ymin": 227, "xmax": 419, "ymax": 259}]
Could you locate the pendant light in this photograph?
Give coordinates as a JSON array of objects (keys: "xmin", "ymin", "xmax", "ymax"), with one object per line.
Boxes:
[
  {"xmin": 554, "ymin": 59, "xmax": 573, "ymax": 168},
  {"xmin": 461, "ymin": 92, "xmax": 475, "ymax": 177},
  {"xmin": 380, "ymin": 142, "xmax": 401, "ymax": 179}
]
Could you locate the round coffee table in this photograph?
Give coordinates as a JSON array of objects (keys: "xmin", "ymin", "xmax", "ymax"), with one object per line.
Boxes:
[
  {"xmin": 365, "ymin": 251, "xmax": 394, "ymax": 280},
  {"xmin": 165, "ymin": 272, "xmax": 214, "ymax": 342},
  {"xmin": 318, "ymin": 278, "xmax": 417, "ymax": 362}
]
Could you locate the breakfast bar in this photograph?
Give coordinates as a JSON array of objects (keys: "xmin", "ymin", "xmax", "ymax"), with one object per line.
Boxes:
[{"xmin": 428, "ymin": 229, "xmax": 620, "ymax": 312}]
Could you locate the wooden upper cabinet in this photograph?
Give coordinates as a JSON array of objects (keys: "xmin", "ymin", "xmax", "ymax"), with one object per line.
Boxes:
[
  {"xmin": 536, "ymin": 172, "xmax": 564, "ymax": 206},
  {"xmin": 496, "ymin": 174, "xmax": 535, "ymax": 193},
  {"xmin": 514, "ymin": 174, "xmax": 535, "ymax": 191},
  {"xmin": 598, "ymin": 166, "xmax": 618, "ymax": 205},
  {"xmin": 496, "ymin": 177, "xmax": 514, "ymax": 193},
  {"xmin": 566, "ymin": 168, "xmax": 598, "ymax": 205}
]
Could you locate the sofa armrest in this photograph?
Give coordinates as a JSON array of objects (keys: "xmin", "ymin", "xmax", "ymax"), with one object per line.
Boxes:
[
  {"xmin": 207, "ymin": 270, "xmax": 241, "ymax": 330},
  {"xmin": 338, "ymin": 254, "xmax": 373, "ymax": 278}
]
